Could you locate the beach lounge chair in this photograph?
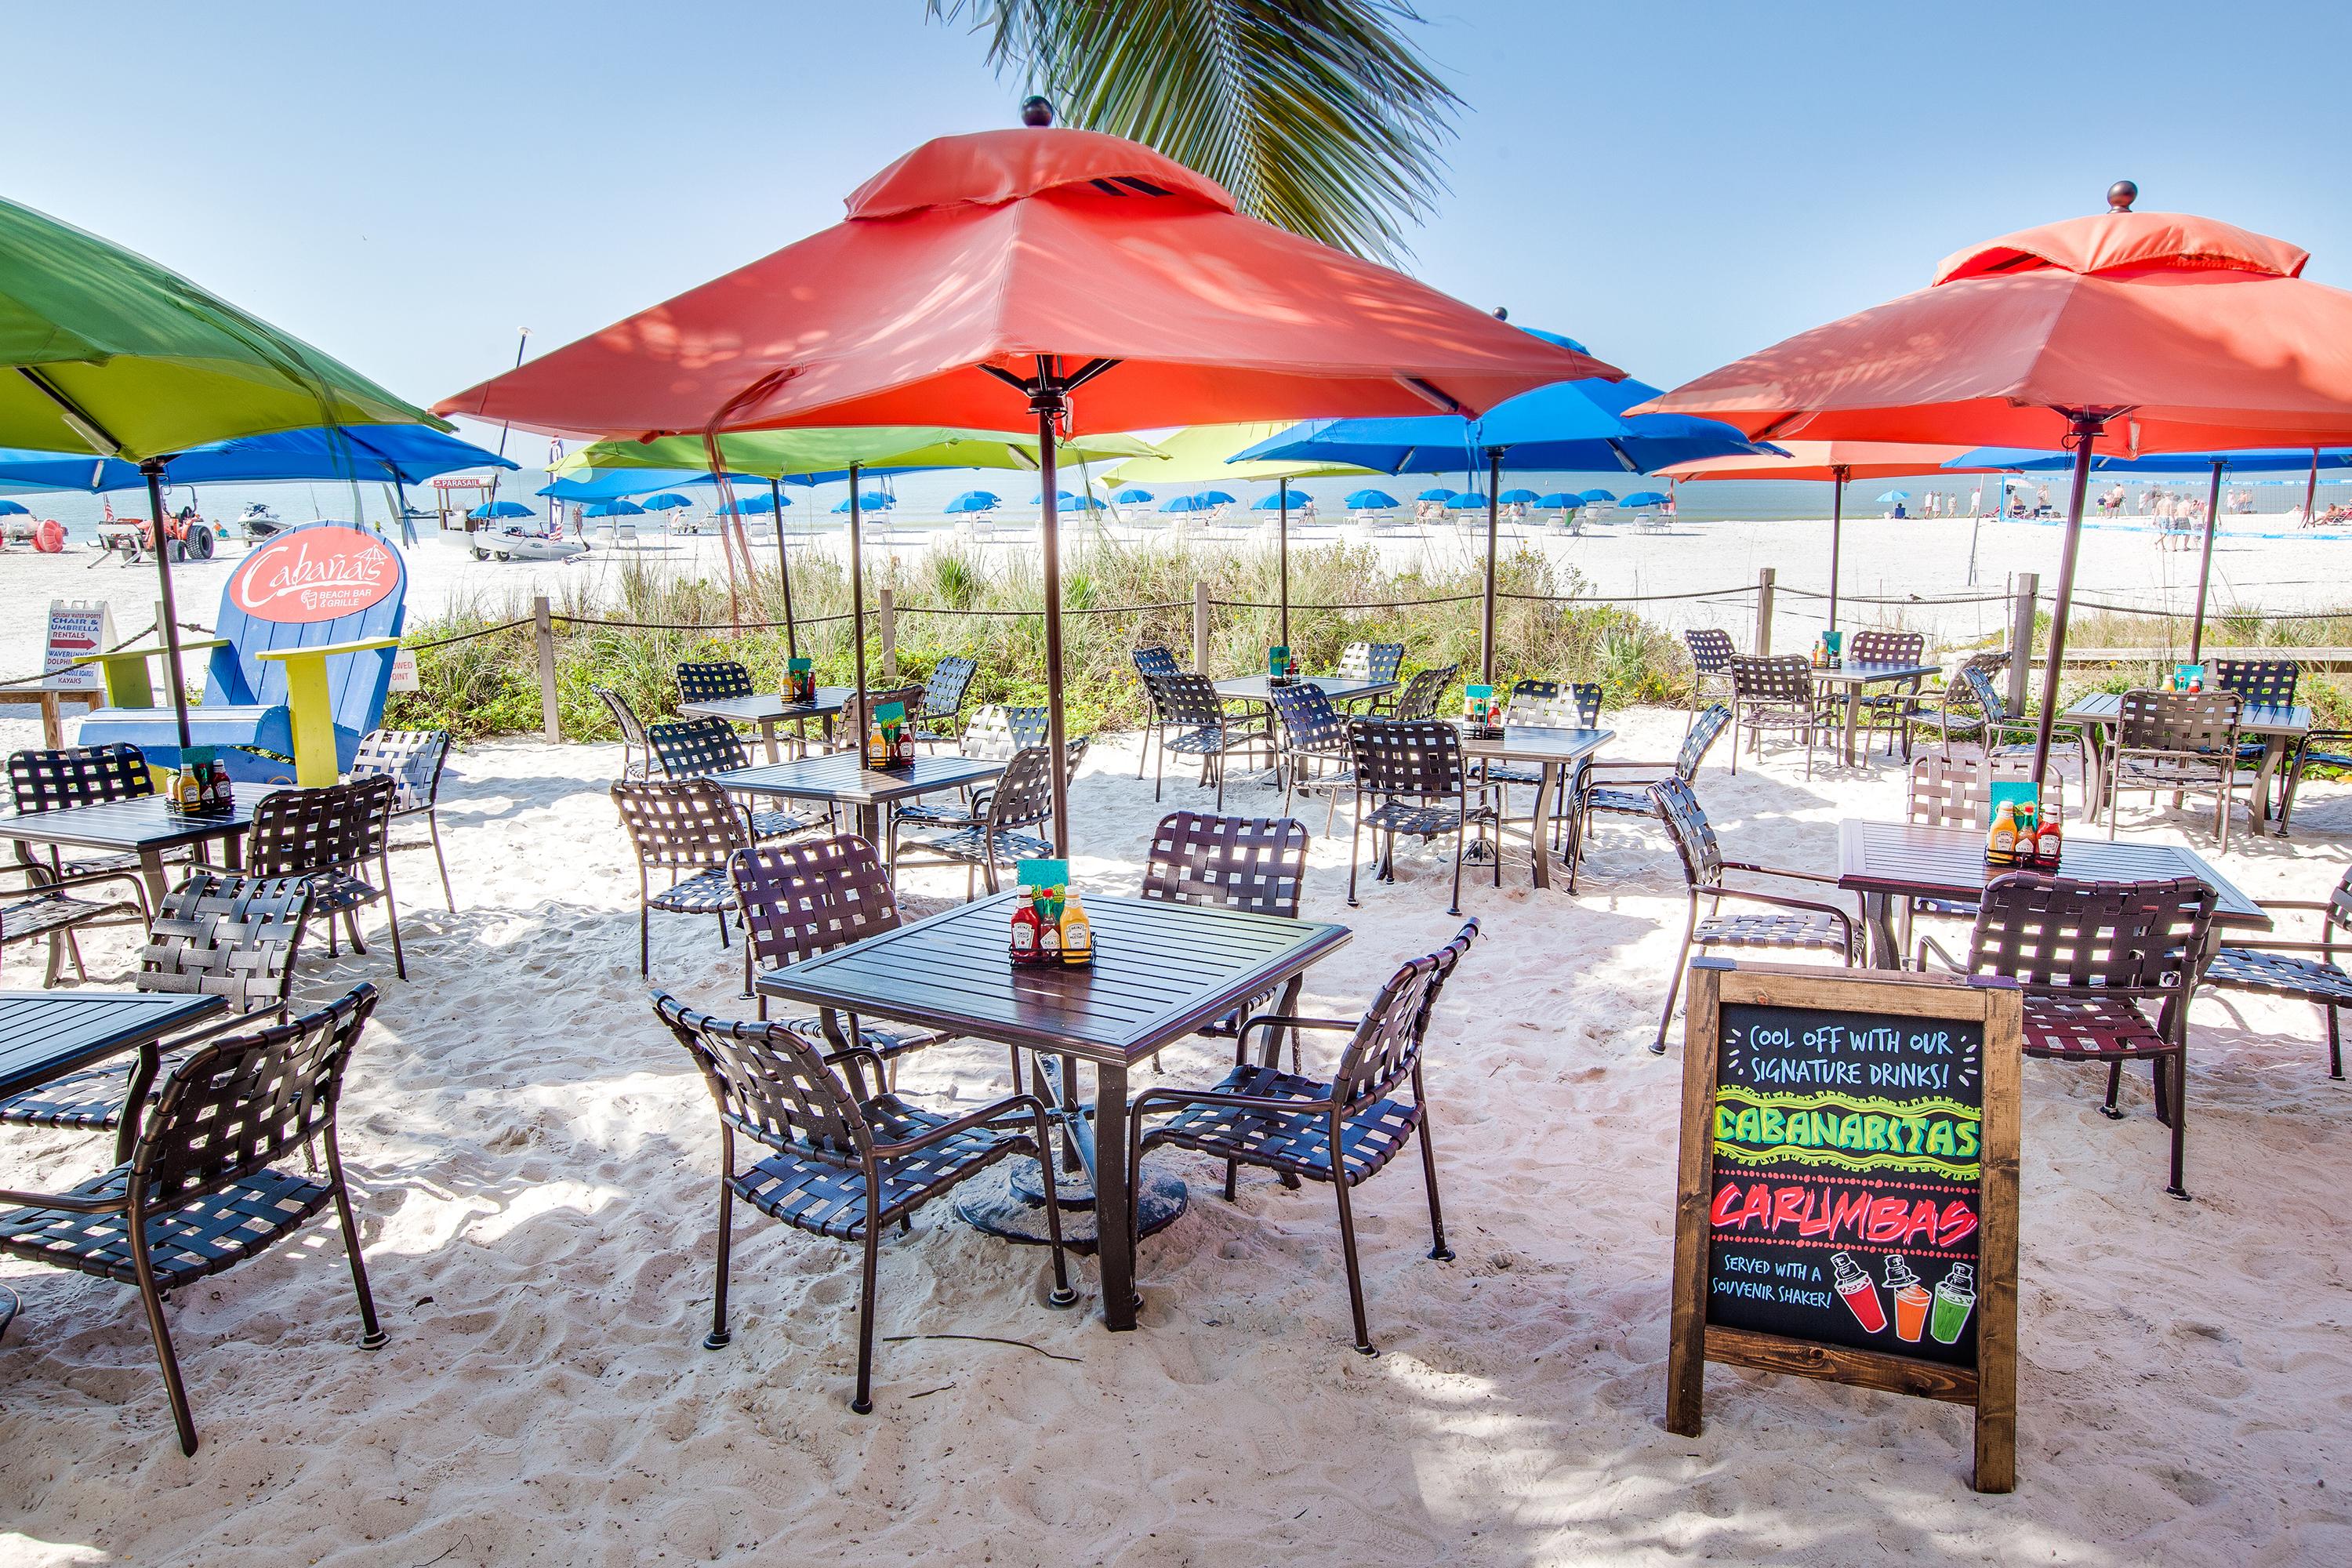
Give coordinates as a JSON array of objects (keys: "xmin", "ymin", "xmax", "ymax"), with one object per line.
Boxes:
[
  {"xmin": 1125, "ymin": 920, "xmax": 1475, "ymax": 1356},
  {"xmin": 0, "ymin": 985, "xmax": 387, "ymax": 1454},
  {"xmin": 78, "ymin": 522, "xmax": 407, "ymax": 784},
  {"xmin": 652, "ymin": 990, "xmax": 1073, "ymax": 1414}
]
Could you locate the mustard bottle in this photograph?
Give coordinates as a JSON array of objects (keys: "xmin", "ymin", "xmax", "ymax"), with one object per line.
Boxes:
[{"xmin": 1059, "ymin": 892, "xmax": 1093, "ymax": 967}]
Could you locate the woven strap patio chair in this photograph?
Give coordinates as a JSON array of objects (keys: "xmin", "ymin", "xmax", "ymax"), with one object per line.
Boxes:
[
  {"xmin": 1131, "ymin": 645, "xmax": 1183, "ymax": 780},
  {"xmin": 1151, "ymin": 672, "xmax": 1258, "ymax": 809},
  {"xmin": 0, "ymin": 871, "xmax": 313, "ymax": 1142},
  {"xmin": 891, "ymin": 739, "xmax": 1087, "ymax": 894},
  {"xmin": 1900, "ymin": 754, "xmax": 2067, "ymax": 921},
  {"xmin": 1267, "ymin": 682, "xmax": 1354, "ymax": 833},
  {"xmin": 1650, "ymin": 775, "xmax": 1859, "ymax": 1054},
  {"xmin": 909, "ymin": 655, "xmax": 978, "ymax": 747},
  {"xmin": 676, "ymin": 660, "xmax": 755, "ymax": 705},
  {"xmin": 1684, "ymin": 628, "xmax": 1737, "ymax": 715},
  {"xmin": 652, "ymin": 990, "xmax": 1073, "ymax": 1414},
  {"xmin": 837, "ymin": 684, "xmax": 929, "ymax": 755},
  {"xmin": 1564, "ymin": 702, "xmax": 1731, "ymax": 893},
  {"xmin": 1392, "ymin": 663, "xmax": 1459, "ymax": 724},
  {"xmin": 246, "ymin": 776, "xmax": 403, "ymax": 980},
  {"xmin": 1142, "ymin": 810, "xmax": 1311, "ymax": 1070},
  {"xmin": 1918, "ymin": 873, "xmax": 2216, "ymax": 1198},
  {"xmin": 349, "ymin": 728, "xmax": 456, "ymax": 912},
  {"xmin": 647, "ymin": 717, "xmax": 821, "ymax": 843},
  {"xmin": 2215, "ymin": 658, "xmax": 2301, "ymax": 796},
  {"xmin": 612, "ymin": 778, "xmax": 749, "ymax": 975},
  {"xmin": 1345, "ymin": 718, "xmax": 1495, "ymax": 917},
  {"xmin": 1126, "ymin": 920, "xmax": 1476, "ymax": 1356},
  {"xmin": 1334, "ymin": 642, "xmax": 1406, "ymax": 712},
  {"xmin": 7, "ymin": 742, "xmax": 187, "ymax": 923},
  {"xmin": 1728, "ymin": 654, "xmax": 1829, "ymax": 779},
  {"xmin": 2200, "ymin": 865, "xmax": 2352, "ymax": 1080},
  {"xmin": 593, "ymin": 685, "xmax": 655, "ymax": 780},
  {"xmin": 891, "ymin": 704, "xmax": 1049, "ymax": 834},
  {"xmin": 2103, "ymin": 689, "xmax": 2245, "ymax": 848},
  {"xmin": 0, "ymin": 984, "xmax": 387, "ymax": 1454},
  {"xmin": 729, "ymin": 835, "xmax": 960, "ymax": 1073},
  {"xmin": 1846, "ymin": 629, "xmax": 1929, "ymax": 759},
  {"xmin": 2278, "ymin": 726, "xmax": 2352, "ymax": 838}
]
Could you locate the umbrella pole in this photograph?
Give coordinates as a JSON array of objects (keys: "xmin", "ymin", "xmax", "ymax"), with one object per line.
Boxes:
[
  {"xmin": 848, "ymin": 463, "xmax": 868, "ymax": 736},
  {"xmin": 771, "ymin": 477, "xmax": 797, "ymax": 660},
  {"xmin": 2306, "ymin": 449, "xmax": 2321, "ymax": 524},
  {"xmin": 1278, "ymin": 485, "xmax": 1290, "ymax": 652},
  {"xmin": 2027, "ymin": 419, "xmax": 2105, "ymax": 789},
  {"xmin": 1481, "ymin": 450, "xmax": 1502, "ymax": 684},
  {"xmin": 2189, "ymin": 459, "xmax": 2224, "ymax": 663},
  {"xmin": 140, "ymin": 458, "xmax": 194, "ymax": 752},
  {"xmin": 1828, "ymin": 466, "xmax": 1847, "ymax": 633},
  {"xmin": 1036, "ymin": 394, "xmax": 1070, "ymax": 858}
]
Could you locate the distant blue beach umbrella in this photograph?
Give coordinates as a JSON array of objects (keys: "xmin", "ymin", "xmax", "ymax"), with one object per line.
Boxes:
[
  {"xmin": 1876, "ymin": 490, "xmax": 1911, "ymax": 503},
  {"xmin": 1621, "ymin": 491, "xmax": 1671, "ymax": 507},
  {"xmin": 1161, "ymin": 494, "xmax": 1215, "ymax": 513},
  {"xmin": 0, "ymin": 499, "xmax": 28, "ymax": 516},
  {"xmin": 1415, "ymin": 487, "xmax": 1454, "ymax": 502},
  {"xmin": 468, "ymin": 500, "xmax": 534, "ymax": 521},
  {"xmin": 1034, "ymin": 488, "xmax": 1077, "ymax": 503},
  {"xmin": 1113, "ymin": 487, "xmax": 1154, "ymax": 503},
  {"xmin": 1449, "ymin": 492, "xmax": 1490, "ymax": 510},
  {"xmin": 1345, "ymin": 488, "xmax": 1399, "ymax": 510},
  {"xmin": 639, "ymin": 492, "xmax": 694, "ymax": 512},
  {"xmin": 717, "ymin": 492, "xmax": 776, "ymax": 515},
  {"xmin": 583, "ymin": 499, "xmax": 645, "ymax": 517},
  {"xmin": 946, "ymin": 489, "xmax": 1000, "ymax": 514},
  {"xmin": 1534, "ymin": 492, "xmax": 1581, "ymax": 508},
  {"xmin": 1197, "ymin": 489, "xmax": 1237, "ymax": 506},
  {"xmin": 833, "ymin": 491, "xmax": 895, "ymax": 513},
  {"xmin": 1251, "ymin": 485, "xmax": 1309, "ymax": 510},
  {"xmin": 1498, "ymin": 488, "xmax": 1541, "ymax": 504},
  {"xmin": 1576, "ymin": 489, "xmax": 1617, "ymax": 505}
]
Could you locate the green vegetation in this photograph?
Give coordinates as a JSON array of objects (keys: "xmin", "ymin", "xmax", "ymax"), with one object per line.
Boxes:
[
  {"xmin": 2027, "ymin": 603, "xmax": 2352, "ymax": 726},
  {"xmin": 384, "ymin": 538, "xmax": 1697, "ymax": 743}
]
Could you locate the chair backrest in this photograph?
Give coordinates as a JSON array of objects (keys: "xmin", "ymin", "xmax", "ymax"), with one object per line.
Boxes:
[
  {"xmin": 594, "ymin": 685, "xmax": 650, "ymax": 750},
  {"xmin": 1131, "ymin": 645, "xmax": 1181, "ymax": 682},
  {"xmin": 653, "ymin": 991, "xmax": 871, "ymax": 1164},
  {"xmin": 919, "ymin": 655, "xmax": 978, "ymax": 719},
  {"xmin": 245, "ymin": 777, "xmax": 394, "ymax": 878},
  {"xmin": 9, "ymin": 742, "xmax": 154, "ymax": 812},
  {"xmin": 1648, "ymin": 775, "xmax": 1723, "ymax": 890},
  {"xmin": 1908, "ymin": 755, "xmax": 2023, "ymax": 828},
  {"xmin": 611, "ymin": 778, "xmax": 747, "ymax": 869},
  {"xmin": 1155, "ymin": 671, "xmax": 1226, "ymax": 730},
  {"xmin": 130, "ymin": 984, "xmax": 377, "ymax": 1208},
  {"xmin": 840, "ymin": 684, "xmax": 928, "ymax": 745},
  {"xmin": 2214, "ymin": 659, "xmax": 2299, "ymax": 708},
  {"xmin": 1267, "ymin": 682, "xmax": 1348, "ymax": 754},
  {"xmin": 677, "ymin": 662, "xmax": 754, "ymax": 704},
  {"xmin": 1348, "ymin": 718, "xmax": 1465, "ymax": 800},
  {"xmin": 1685, "ymin": 628, "xmax": 1737, "ymax": 674},
  {"xmin": 348, "ymin": 728, "xmax": 449, "ymax": 813},
  {"xmin": 648, "ymin": 716, "xmax": 751, "ymax": 779},
  {"xmin": 1394, "ymin": 664, "xmax": 1458, "ymax": 722},
  {"xmin": 138, "ymin": 871, "xmax": 311, "ymax": 1014},
  {"xmin": 987, "ymin": 746, "xmax": 1062, "ymax": 831},
  {"xmin": 2117, "ymin": 689, "xmax": 2240, "ymax": 753},
  {"xmin": 731, "ymin": 835, "xmax": 902, "ymax": 972},
  {"xmin": 1847, "ymin": 629, "xmax": 1925, "ymax": 666},
  {"xmin": 1678, "ymin": 704, "xmax": 1733, "ymax": 781},
  {"xmin": 1958, "ymin": 663, "xmax": 2011, "ymax": 725},
  {"xmin": 1333, "ymin": 920, "xmax": 1478, "ymax": 1111},
  {"xmin": 1505, "ymin": 678, "xmax": 1601, "ymax": 728},
  {"xmin": 1965, "ymin": 874, "xmax": 2217, "ymax": 1000},
  {"xmin": 204, "ymin": 524, "xmax": 407, "ymax": 750},
  {"xmin": 1961, "ymin": 648, "xmax": 2010, "ymax": 679},
  {"xmin": 1730, "ymin": 655, "xmax": 1812, "ymax": 704},
  {"xmin": 1335, "ymin": 641, "xmax": 1406, "ymax": 684},
  {"xmin": 962, "ymin": 704, "xmax": 1050, "ymax": 760},
  {"xmin": 1142, "ymin": 811, "xmax": 1308, "ymax": 916}
]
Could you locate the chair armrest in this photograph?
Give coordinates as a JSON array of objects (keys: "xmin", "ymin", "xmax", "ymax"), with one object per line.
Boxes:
[
  {"xmin": 0, "ymin": 1184, "xmax": 126, "ymax": 1213},
  {"xmin": 71, "ymin": 638, "xmax": 232, "ymax": 667},
  {"xmin": 1915, "ymin": 934, "xmax": 1968, "ymax": 975},
  {"xmin": 255, "ymin": 636, "xmax": 403, "ymax": 662},
  {"xmin": 1720, "ymin": 858, "xmax": 1842, "ymax": 887},
  {"xmin": 1236, "ymin": 1014, "xmax": 1359, "ymax": 1046},
  {"xmin": 1130, "ymin": 1085, "xmax": 1330, "ymax": 1120},
  {"xmin": 868, "ymin": 1091, "xmax": 1049, "ymax": 1159}
]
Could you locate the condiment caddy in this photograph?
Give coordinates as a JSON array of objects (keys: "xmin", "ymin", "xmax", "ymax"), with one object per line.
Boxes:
[
  {"xmin": 1008, "ymin": 858, "xmax": 1092, "ymax": 969},
  {"xmin": 1266, "ymin": 645, "xmax": 1297, "ymax": 688},
  {"xmin": 163, "ymin": 745, "xmax": 235, "ymax": 818},
  {"xmin": 864, "ymin": 700, "xmax": 916, "ymax": 771},
  {"xmin": 1811, "ymin": 630, "xmax": 1844, "ymax": 670},
  {"xmin": 1461, "ymin": 682, "xmax": 1503, "ymax": 739},
  {"xmin": 782, "ymin": 657, "xmax": 817, "ymax": 706},
  {"xmin": 1984, "ymin": 781, "xmax": 2063, "ymax": 869}
]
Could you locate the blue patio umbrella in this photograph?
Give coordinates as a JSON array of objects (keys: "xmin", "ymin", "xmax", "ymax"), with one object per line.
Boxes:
[
  {"xmin": 1345, "ymin": 488, "xmax": 1399, "ymax": 510},
  {"xmin": 638, "ymin": 492, "xmax": 694, "ymax": 512},
  {"xmin": 1415, "ymin": 487, "xmax": 1454, "ymax": 502},
  {"xmin": 1161, "ymin": 494, "xmax": 1216, "ymax": 513},
  {"xmin": 946, "ymin": 489, "xmax": 1000, "ymax": 514},
  {"xmin": 1034, "ymin": 488, "xmax": 1077, "ymax": 503},
  {"xmin": 1875, "ymin": 489, "xmax": 1911, "ymax": 503},
  {"xmin": 1534, "ymin": 492, "xmax": 1581, "ymax": 508},
  {"xmin": 0, "ymin": 424, "xmax": 517, "ymax": 492},
  {"xmin": 537, "ymin": 469, "xmax": 771, "ymax": 502},
  {"xmin": 1621, "ymin": 490, "xmax": 1671, "ymax": 507},
  {"xmin": 832, "ymin": 491, "xmax": 895, "ymax": 514},
  {"xmin": 467, "ymin": 500, "xmax": 533, "ymax": 521},
  {"xmin": 1113, "ymin": 487, "xmax": 1154, "ymax": 503},
  {"xmin": 583, "ymin": 499, "xmax": 644, "ymax": 518},
  {"xmin": 1252, "ymin": 484, "xmax": 1310, "ymax": 510},
  {"xmin": 1577, "ymin": 489, "xmax": 1618, "ymax": 504},
  {"xmin": 1498, "ymin": 488, "xmax": 1541, "ymax": 504},
  {"xmin": 1197, "ymin": 489, "xmax": 1237, "ymax": 506},
  {"xmin": 717, "ymin": 492, "xmax": 778, "ymax": 516},
  {"xmin": 1449, "ymin": 492, "xmax": 1490, "ymax": 509}
]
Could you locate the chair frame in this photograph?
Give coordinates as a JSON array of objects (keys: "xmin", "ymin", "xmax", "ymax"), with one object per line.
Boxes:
[
  {"xmin": 1151, "ymin": 673, "xmax": 1258, "ymax": 809},
  {"xmin": 348, "ymin": 728, "xmax": 456, "ymax": 912},
  {"xmin": 1565, "ymin": 702, "xmax": 1730, "ymax": 892},
  {"xmin": 2102, "ymin": 688, "xmax": 2245, "ymax": 849},
  {"xmin": 1345, "ymin": 718, "xmax": 1494, "ymax": 917},
  {"xmin": 1391, "ymin": 664, "xmax": 1459, "ymax": 724},
  {"xmin": 648, "ymin": 717, "xmax": 820, "ymax": 844},
  {"xmin": 891, "ymin": 739, "xmax": 1086, "ymax": 894},
  {"xmin": 1131, "ymin": 646, "xmax": 1183, "ymax": 780},
  {"xmin": 911, "ymin": 655, "xmax": 979, "ymax": 747},
  {"xmin": 245, "ymin": 776, "xmax": 404, "ymax": 979},
  {"xmin": 1728, "ymin": 655, "xmax": 1829, "ymax": 778},
  {"xmin": 593, "ymin": 685, "xmax": 656, "ymax": 780},
  {"xmin": 1267, "ymin": 682, "xmax": 1354, "ymax": 833},
  {"xmin": 2198, "ymin": 867, "xmax": 2352, "ymax": 1080},
  {"xmin": 676, "ymin": 661, "xmax": 755, "ymax": 705},
  {"xmin": 1684, "ymin": 629, "xmax": 1737, "ymax": 718},
  {"xmin": 1846, "ymin": 629, "xmax": 1929, "ymax": 759},
  {"xmin": 612, "ymin": 778, "xmax": 750, "ymax": 975}
]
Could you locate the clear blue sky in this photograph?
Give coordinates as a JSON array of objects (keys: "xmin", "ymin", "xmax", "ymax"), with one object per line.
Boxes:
[{"xmin": 9, "ymin": 0, "xmax": 2350, "ymax": 420}]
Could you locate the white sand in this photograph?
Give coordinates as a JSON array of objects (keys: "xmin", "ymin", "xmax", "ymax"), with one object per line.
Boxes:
[{"xmin": 3, "ymin": 707, "xmax": 2349, "ymax": 1566}]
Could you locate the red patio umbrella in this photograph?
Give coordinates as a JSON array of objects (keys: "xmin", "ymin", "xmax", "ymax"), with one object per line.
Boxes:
[
  {"xmin": 1641, "ymin": 183, "xmax": 2352, "ymax": 783},
  {"xmin": 438, "ymin": 111, "xmax": 1610, "ymax": 853}
]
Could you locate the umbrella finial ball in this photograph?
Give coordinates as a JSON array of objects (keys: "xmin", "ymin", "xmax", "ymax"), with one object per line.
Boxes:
[
  {"xmin": 1493, "ymin": 306, "xmax": 1509, "ymax": 321},
  {"xmin": 2107, "ymin": 180, "xmax": 2138, "ymax": 212},
  {"xmin": 1021, "ymin": 96, "xmax": 1054, "ymax": 127}
]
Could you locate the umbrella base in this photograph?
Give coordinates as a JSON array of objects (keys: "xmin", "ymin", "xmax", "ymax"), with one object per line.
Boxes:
[{"xmin": 954, "ymin": 1157, "xmax": 1188, "ymax": 1256}]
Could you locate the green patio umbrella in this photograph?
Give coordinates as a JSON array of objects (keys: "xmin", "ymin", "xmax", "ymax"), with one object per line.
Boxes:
[{"xmin": 0, "ymin": 194, "xmax": 441, "ymax": 745}]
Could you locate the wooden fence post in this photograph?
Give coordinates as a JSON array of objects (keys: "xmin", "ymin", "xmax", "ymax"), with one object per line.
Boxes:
[
  {"xmin": 1753, "ymin": 568, "xmax": 1776, "ymax": 656},
  {"xmin": 533, "ymin": 595, "xmax": 561, "ymax": 742},
  {"xmin": 2007, "ymin": 572, "xmax": 2038, "ymax": 715},
  {"xmin": 1193, "ymin": 579, "xmax": 1212, "ymax": 671},
  {"xmin": 877, "ymin": 587, "xmax": 897, "ymax": 681}
]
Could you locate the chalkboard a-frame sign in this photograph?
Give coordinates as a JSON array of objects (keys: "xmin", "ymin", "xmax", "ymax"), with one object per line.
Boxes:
[{"xmin": 1665, "ymin": 958, "xmax": 2023, "ymax": 1493}]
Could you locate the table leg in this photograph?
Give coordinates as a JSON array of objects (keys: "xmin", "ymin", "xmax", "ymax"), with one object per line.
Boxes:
[
  {"xmin": 1861, "ymin": 890, "xmax": 1900, "ymax": 969},
  {"xmin": 1091, "ymin": 1058, "xmax": 1137, "ymax": 1331},
  {"xmin": 136, "ymin": 848, "xmax": 170, "ymax": 909},
  {"xmin": 2082, "ymin": 724, "xmax": 2110, "ymax": 822},
  {"xmin": 757, "ymin": 719, "xmax": 781, "ymax": 765},
  {"xmin": 1842, "ymin": 688, "xmax": 1863, "ymax": 768},
  {"xmin": 2251, "ymin": 735, "xmax": 2286, "ymax": 828},
  {"xmin": 1526, "ymin": 761, "xmax": 1556, "ymax": 891},
  {"xmin": 1258, "ymin": 975, "xmax": 1306, "ymax": 1069}
]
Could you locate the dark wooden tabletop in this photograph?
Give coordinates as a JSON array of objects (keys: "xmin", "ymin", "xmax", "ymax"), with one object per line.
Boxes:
[
  {"xmin": 708, "ymin": 750, "xmax": 1004, "ymax": 806},
  {"xmin": 680, "ymin": 688, "xmax": 853, "ymax": 724},
  {"xmin": 1809, "ymin": 660, "xmax": 1944, "ymax": 688},
  {"xmin": 2063, "ymin": 691, "xmax": 2313, "ymax": 737},
  {"xmin": 757, "ymin": 891, "xmax": 1352, "ymax": 1065},
  {"xmin": 0, "ymin": 793, "xmax": 271, "ymax": 854},
  {"xmin": 1214, "ymin": 674, "xmax": 1396, "ymax": 705},
  {"xmin": 0, "ymin": 991, "xmax": 228, "ymax": 1100},
  {"xmin": 1455, "ymin": 724, "xmax": 1615, "ymax": 764},
  {"xmin": 1836, "ymin": 819, "xmax": 2270, "ymax": 928}
]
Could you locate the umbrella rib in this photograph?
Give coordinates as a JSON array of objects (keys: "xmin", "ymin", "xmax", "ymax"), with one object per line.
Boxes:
[{"xmin": 15, "ymin": 366, "xmax": 125, "ymax": 456}]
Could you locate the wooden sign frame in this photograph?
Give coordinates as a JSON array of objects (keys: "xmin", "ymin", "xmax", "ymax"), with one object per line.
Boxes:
[{"xmin": 1665, "ymin": 957, "xmax": 2022, "ymax": 1493}]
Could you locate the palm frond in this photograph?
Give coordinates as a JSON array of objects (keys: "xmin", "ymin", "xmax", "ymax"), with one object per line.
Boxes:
[{"xmin": 927, "ymin": 0, "xmax": 1459, "ymax": 263}]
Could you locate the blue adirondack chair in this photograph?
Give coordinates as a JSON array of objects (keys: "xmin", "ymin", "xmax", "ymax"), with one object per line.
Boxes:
[{"xmin": 80, "ymin": 522, "xmax": 408, "ymax": 785}]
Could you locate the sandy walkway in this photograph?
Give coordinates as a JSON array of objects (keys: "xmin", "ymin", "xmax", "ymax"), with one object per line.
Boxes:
[{"xmin": 2, "ymin": 710, "xmax": 2347, "ymax": 1566}]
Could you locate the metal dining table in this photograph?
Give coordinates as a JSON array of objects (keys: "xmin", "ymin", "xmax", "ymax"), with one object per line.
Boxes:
[
  {"xmin": 1835, "ymin": 818, "xmax": 2270, "ymax": 970},
  {"xmin": 757, "ymin": 891, "xmax": 1351, "ymax": 1332},
  {"xmin": 679, "ymin": 688, "xmax": 853, "ymax": 764},
  {"xmin": 1212, "ymin": 674, "xmax": 1399, "ymax": 785},
  {"xmin": 2062, "ymin": 691, "xmax": 2311, "ymax": 830},
  {"xmin": 706, "ymin": 751, "xmax": 1004, "ymax": 846},
  {"xmin": 1456, "ymin": 724, "xmax": 1615, "ymax": 890},
  {"xmin": 0, "ymin": 793, "xmax": 275, "ymax": 907},
  {"xmin": 1811, "ymin": 660, "xmax": 1944, "ymax": 766}
]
